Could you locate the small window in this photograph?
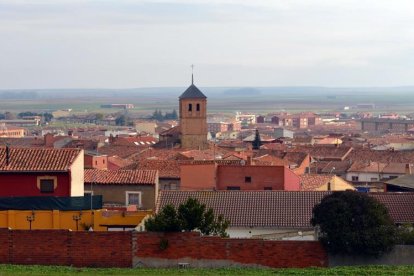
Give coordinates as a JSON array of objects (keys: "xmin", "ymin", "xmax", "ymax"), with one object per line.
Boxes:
[
  {"xmin": 95, "ymin": 160, "xmax": 98, "ymax": 165},
  {"xmin": 370, "ymin": 177, "xmax": 378, "ymax": 181},
  {"xmin": 188, "ymin": 104, "xmax": 192, "ymax": 112},
  {"xmin": 227, "ymin": 186, "xmax": 240, "ymax": 190},
  {"xmin": 196, "ymin": 103, "xmax": 200, "ymax": 111},
  {"xmin": 264, "ymin": 187, "xmax": 272, "ymax": 190},
  {"xmin": 40, "ymin": 179, "xmax": 54, "ymax": 193},
  {"xmin": 84, "ymin": 190, "xmax": 94, "ymax": 196},
  {"xmin": 103, "ymin": 159, "xmax": 105, "ymax": 164},
  {"xmin": 351, "ymin": 176, "xmax": 359, "ymax": 181},
  {"xmin": 126, "ymin": 191, "xmax": 142, "ymax": 207},
  {"xmin": 245, "ymin": 176, "xmax": 252, "ymax": 183}
]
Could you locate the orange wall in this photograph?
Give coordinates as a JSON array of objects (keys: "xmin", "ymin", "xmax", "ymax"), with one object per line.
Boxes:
[
  {"xmin": 180, "ymin": 164, "xmax": 216, "ymax": 190},
  {"xmin": 217, "ymin": 166, "xmax": 288, "ymax": 190},
  {"xmin": 293, "ymin": 154, "xmax": 310, "ymax": 175}
]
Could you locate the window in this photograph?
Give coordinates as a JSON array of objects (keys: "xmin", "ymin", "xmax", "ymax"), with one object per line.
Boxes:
[
  {"xmin": 126, "ymin": 191, "xmax": 142, "ymax": 207},
  {"xmin": 84, "ymin": 190, "xmax": 94, "ymax": 196},
  {"xmin": 227, "ymin": 186, "xmax": 240, "ymax": 190},
  {"xmin": 196, "ymin": 103, "xmax": 200, "ymax": 111},
  {"xmin": 351, "ymin": 176, "xmax": 359, "ymax": 181},
  {"xmin": 370, "ymin": 177, "xmax": 378, "ymax": 181},
  {"xmin": 188, "ymin": 104, "xmax": 192, "ymax": 111},
  {"xmin": 245, "ymin": 176, "xmax": 252, "ymax": 183},
  {"xmin": 264, "ymin": 187, "xmax": 272, "ymax": 190},
  {"xmin": 37, "ymin": 176, "xmax": 57, "ymax": 193},
  {"xmin": 40, "ymin": 179, "xmax": 54, "ymax": 193}
]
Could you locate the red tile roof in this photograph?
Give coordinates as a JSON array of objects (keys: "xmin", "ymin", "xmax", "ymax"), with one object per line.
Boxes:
[
  {"xmin": 0, "ymin": 147, "xmax": 82, "ymax": 172},
  {"xmin": 134, "ymin": 160, "xmax": 181, "ymax": 179},
  {"xmin": 157, "ymin": 191, "xmax": 414, "ymax": 227},
  {"xmin": 300, "ymin": 174, "xmax": 333, "ymax": 191},
  {"xmin": 84, "ymin": 169, "xmax": 157, "ymax": 185}
]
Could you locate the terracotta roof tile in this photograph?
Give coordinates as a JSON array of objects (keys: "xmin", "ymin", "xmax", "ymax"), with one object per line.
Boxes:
[
  {"xmin": 300, "ymin": 174, "xmax": 333, "ymax": 191},
  {"xmin": 84, "ymin": 169, "xmax": 157, "ymax": 185},
  {"xmin": 134, "ymin": 160, "xmax": 180, "ymax": 179},
  {"xmin": 157, "ymin": 191, "xmax": 414, "ymax": 227},
  {"xmin": 0, "ymin": 147, "xmax": 81, "ymax": 172}
]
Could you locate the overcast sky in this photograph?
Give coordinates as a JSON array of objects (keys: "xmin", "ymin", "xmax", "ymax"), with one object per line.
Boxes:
[{"xmin": 0, "ymin": 0, "xmax": 413, "ymax": 89}]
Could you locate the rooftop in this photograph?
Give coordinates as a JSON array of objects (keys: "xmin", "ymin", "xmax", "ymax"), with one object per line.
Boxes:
[
  {"xmin": 179, "ymin": 84, "xmax": 207, "ymax": 99},
  {"xmin": 0, "ymin": 147, "xmax": 82, "ymax": 172},
  {"xmin": 84, "ymin": 169, "xmax": 157, "ymax": 185},
  {"xmin": 157, "ymin": 191, "xmax": 414, "ymax": 228}
]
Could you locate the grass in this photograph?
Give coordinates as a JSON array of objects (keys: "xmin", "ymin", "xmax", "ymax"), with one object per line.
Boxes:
[{"xmin": 0, "ymin": 265, "xmax": 413, "ymax": 276}]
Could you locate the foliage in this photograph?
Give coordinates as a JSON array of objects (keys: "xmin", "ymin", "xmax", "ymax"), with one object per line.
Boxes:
[
  {"xmin": 396, "ymin": 224, "xmax": 414, "ymax": 245},
  {"xmin": 252, "ymin": 129, "xmax": 262, "ymax": 150},
  {"xmin": 145, "ymin": 198, "xmax": 229, "ymax": 237},
  {"xmin": 115, "ymin": 115, "xmax": 127, "ymax": 126},
  {"xmin": 144, "ymin": 205, "xmax": 181, "ymax": 232},
  {"xmin": 311, "ymin": 191, "xmax": 397, "ymax": 257},
  {"xmin": 43, "ymin": 112, "xmax": 54, "ymax": 123},
  {"xmin": 151, "ymin": 109, "xmax": 178, "ymax": 121}
]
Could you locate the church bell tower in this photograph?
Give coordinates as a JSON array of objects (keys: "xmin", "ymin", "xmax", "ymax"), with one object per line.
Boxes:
[{"xmin": 179, "ymin": 70, "xmax": 208, "ymax": 150}]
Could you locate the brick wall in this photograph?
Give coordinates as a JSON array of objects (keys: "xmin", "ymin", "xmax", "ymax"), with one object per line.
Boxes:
[
  {"xmin": 0, "ymin": 229, "xmax": 132, "ymax": 268},
  {"xmin": 133, "ymin": 232, "xmax": 328, "ymax": 268},
  {"xmin": 0, "ymin": 229, "xmax": 328, "ymax": 268}
]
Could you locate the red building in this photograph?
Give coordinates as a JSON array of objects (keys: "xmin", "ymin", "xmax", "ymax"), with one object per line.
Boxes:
[
  {"xmin": 0, "ymin": 147, "xmax": 84, "ymax": 197},
  {"xmin": 84, "ymin": 151, "xmax": 108, "ymax": 170},
  {"xmin": 180, "ymin": 162, "xmax": 300, "ymax": 191}
]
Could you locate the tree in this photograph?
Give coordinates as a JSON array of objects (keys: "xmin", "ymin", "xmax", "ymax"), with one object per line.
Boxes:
[
  {"xmin": 311, "ymin": 191, "xmax": 397, "ymax": 257},
  {"xmin": 43, "ymin": 112, "xmax": 53, "ymax": 123},
  {"xmin": 115, "ymin": 115, "xmax": 127, "ymax": 126},
  {"xmin": 252, "ymin": 128, "xmax": 262, "ymax": 150},
  {"xmin": 145, "ymin": 198, "xmax": 230, "ymax": 237}
]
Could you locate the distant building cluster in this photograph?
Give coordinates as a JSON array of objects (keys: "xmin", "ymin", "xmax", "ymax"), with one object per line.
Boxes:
[{"xmin": 101, "ymin": 104, "xmax": 135, "ymax": 109}]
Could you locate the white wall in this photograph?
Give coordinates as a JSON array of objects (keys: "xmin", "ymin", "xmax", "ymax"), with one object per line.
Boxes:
[
  {"xmin": 70, "ymin": 150, "xmax": 84, "ymax": 197},
  {"xmin": 227, "ymin": 227, "xmax": 316, "ymax": 240}
]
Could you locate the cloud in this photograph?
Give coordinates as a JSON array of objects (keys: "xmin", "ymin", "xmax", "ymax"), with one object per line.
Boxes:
[{"xmin": 0, "ymin": 0, "xmax": 413, "ymax": 88}]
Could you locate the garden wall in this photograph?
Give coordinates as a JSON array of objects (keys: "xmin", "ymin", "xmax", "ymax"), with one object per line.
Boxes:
[
  {"xmin": 329, "ymin": 245, "xmax": 414, "ymax": 266},
  {"xmin": 0, "ymin": 229, "xmax": 328, "ymax": 268},
  {"xmin": 133, "ymin": 232, "xmax": 328, "ymax": 268},
  {"xmin": 0, "ymin": 229, "xmax": 132, "ymax": 267}
]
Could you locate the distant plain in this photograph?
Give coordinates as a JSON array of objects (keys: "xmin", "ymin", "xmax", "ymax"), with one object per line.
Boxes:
[{"xmin": 0, "ymin": 87, "xmax": 413, "ymax": 116}]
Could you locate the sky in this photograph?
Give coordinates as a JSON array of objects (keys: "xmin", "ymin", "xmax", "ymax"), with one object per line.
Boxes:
[{"xmin": 0, "ymin": 0, "xmax": 413, "ymax": 89}]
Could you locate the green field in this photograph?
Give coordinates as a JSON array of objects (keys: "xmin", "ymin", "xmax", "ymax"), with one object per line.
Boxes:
[{"xmin": 0, "ymin": 265, "xmax": 413, "ymax": 276}]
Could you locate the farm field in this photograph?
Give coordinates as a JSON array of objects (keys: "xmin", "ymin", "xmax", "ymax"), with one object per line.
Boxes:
[
  {"xmin": 1, "ymin": 87, "xmax": 414, "ymax": 115},
  {"xmin": 0, "ymin": 265, "xmax": 413, "ymax": 276}
]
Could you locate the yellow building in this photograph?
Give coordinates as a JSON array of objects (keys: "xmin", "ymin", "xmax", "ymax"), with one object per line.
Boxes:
[
  {"xmin": 300, "ymin": 174, "xmax": 355, "ymax": 191},
  {"xmin": 0, "ymin": 209, "xmax": 151, "ymax": 231}
]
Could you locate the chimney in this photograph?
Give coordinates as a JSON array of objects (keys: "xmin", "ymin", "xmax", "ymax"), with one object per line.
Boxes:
[
  {"xmin": 405, "ymin": 163, "xmax": 412, "ymax": 175},
  {"xmin": 6, "ymin": 144, "xmax": 10, "ymax": 166}
]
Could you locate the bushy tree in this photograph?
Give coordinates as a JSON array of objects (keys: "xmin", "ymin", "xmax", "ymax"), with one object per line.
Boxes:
[
  {"xmin": 311, "ymin": 191, "xmax": 397, "ymax": 257},
  {"xmin": 145, "ymin": 198, "xmax": 229, "ymax": 237}
]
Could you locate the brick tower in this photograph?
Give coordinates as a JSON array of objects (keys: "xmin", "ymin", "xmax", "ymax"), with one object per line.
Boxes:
[{"xmin": 179, "ymin": 74, "xmax": 208, "ymax": 150}]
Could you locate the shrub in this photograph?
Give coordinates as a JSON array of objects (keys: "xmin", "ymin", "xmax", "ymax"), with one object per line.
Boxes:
[{"xmin": 311, "ymin": 191, "xmax": 397, "ymax": 257}]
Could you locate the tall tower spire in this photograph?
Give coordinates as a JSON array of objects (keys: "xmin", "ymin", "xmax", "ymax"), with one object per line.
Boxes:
[{"xmin": 191, "ymin": 64, "xmax": 194, "ymax": 84}]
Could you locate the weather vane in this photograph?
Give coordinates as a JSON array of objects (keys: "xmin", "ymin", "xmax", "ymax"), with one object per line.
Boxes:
[{"xmin": 191, "ymin": 64, "xmax": 194, "ymax": 84}]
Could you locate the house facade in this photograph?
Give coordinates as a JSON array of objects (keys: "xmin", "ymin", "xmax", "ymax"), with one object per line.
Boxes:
[
  {"xmin": 84, "ymin": 169, "xmax": 158, "ymax": 210},
  {"xmin": 0, "ymin": 147, "xmax": 84, "ymax": 197}
]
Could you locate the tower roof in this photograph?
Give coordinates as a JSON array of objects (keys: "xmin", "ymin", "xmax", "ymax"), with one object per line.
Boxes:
[{"xmin": 179, "ymin": 84, "xmax": 207, "ymax": 99}]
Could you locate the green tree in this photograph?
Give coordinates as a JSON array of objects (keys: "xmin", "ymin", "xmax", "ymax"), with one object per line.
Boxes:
[
  {"xmin": 145, "ymin": 198, "xmax": 229, "ymax": 237},
  {"xmin": 144, "ymin": 205, "xmax": 181, "ymax": 232},
  {"xmin": 252, "ymin": 128, "xmax": 262, "ymax": 150},
  {"xmin": 311, "ymin": 191, "xmax": 397, "ymax": 257},
  {"xmin": 43, "ymin": 112, "xmax": 53, "ymax": 123},
  {"xmin": 115, "ymin": 115, "xmax": 127, "ymax": 126}
]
